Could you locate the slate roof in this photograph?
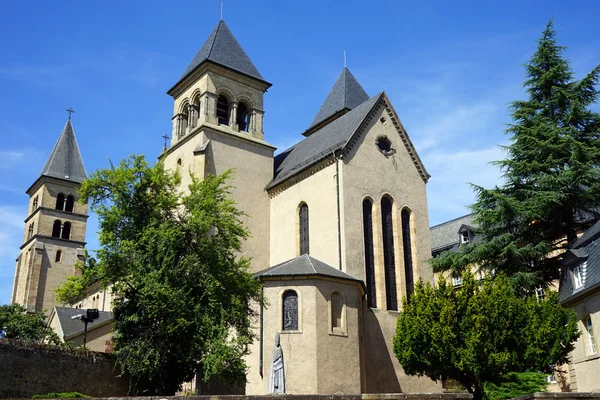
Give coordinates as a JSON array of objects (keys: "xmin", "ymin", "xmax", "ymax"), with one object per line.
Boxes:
[
  {"xmin": 53, "ymin": 307, "xmax": 112, "ymax": 339},
  {"xmin": 40, "ymin": 119, "xmax": 87, "ymax": 184},
  {"xmin": 430, "ymin": 214, "xmax": 477, "ymax": 254},
  {"xmin": 305, "ymin": 67, "xmax": 369, "ymax": 134},
  {"xmin": 171, "ymin": 20, "xmax": 266, "ymax": 91},
  {"xmin": 560, "ymin": 219, "xmax": 600, "ymax": 303},
  {"xmin": 254, "ymin": 254, "xmax": 362, "ymax": 284},
  {"xmin": 269, "ymin": 93, "xmax": 383, "ymax": 189}
]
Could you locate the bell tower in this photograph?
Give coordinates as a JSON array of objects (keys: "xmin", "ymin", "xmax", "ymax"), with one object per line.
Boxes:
[
  {"xmin": 11, "ymin": 118, "xmax": 88, "ymax": 312},
  {"xmin": 162, "ymin": 20, "xmax": 274, "ymax": 272}
]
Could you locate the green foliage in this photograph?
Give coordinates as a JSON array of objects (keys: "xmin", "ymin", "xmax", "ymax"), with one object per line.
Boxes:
[
  {"xmin": 55, "ymin": 250, "xmax": 99, "ymax": 306},
  {"xmin": 431, "ymin": 20, "xmax": 600, "ymax": 290},
  {"xmin": 0, "ymin": 304, "xmax": 61, "ymax": 345},
  {"xmin": 32, "ymin": 392, "xmax": 91, "ymax": 398},
  {"xmin": 77, "ymin": 154, "xmax": 262, "ymax": 395},
  {"xmin": 393, "ymin": 273, "xmax": 578, "ymax": 400},
  {"xmin": 482, "ymin": 372, "xmax": 548, "ymax": 400}
]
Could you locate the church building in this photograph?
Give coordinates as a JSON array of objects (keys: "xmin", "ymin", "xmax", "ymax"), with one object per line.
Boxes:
[{"xmin": 12, "ymin": 20, "xmax": 440, "ymax": 394}]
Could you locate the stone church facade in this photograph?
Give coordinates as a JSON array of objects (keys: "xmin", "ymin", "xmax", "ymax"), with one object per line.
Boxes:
[{"xmin": 12, "ymin": 20, "xmax": 440, "ymax": 394}]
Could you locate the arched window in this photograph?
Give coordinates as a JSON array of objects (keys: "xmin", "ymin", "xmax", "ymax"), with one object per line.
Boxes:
[
  {"xmin": 402, "ymin": 209, "xmax": 415, "ymax": 299},
  {"xmin": 56, "ymin": 193, "xmax": 65, "ymax": 210},
  {"xmin": 237, "ymin": 102, "xmax": 250, "ymax": 132},
  {"xmin": 52, "ymin": 220, "xmax": 62, "ymax": 238},
  {"xmin": 28, "ymin": 223, "xmax": 34, "ymax": 240},
  {"xmin": 55, "ymin": 250, "xmax": 62, "ymax": 263},
  {"xmin": 282, "ymin": 290, "xmax": 299, "ymax": 331},
  {"xmin": 363, "ymin": 199, "xmax": 376, "ymax": 308},
  {"xmin": 299, "ymin": 203, "xmax": 309, "ymax": 255},
  {"xmin": 65, "ymin": 195, "xmax": 75, "ymax": 212},
  {"xmin": 216, "ymin": 95, "xmax": 230, "ymax": 125},
  {"xmin": 61, "ymin": 222, "xmax": 71, "ymax": 240},
  {"xmin": 331, "ymin": 291, "xmax": 344, "ymax": 333},
  {"xmin": 381, "ymin": 196, "xmax": 397, "ymax": 311},
  {"xmin": 32, "ymin": 196, "xmax": 38, "ymax": 210}
]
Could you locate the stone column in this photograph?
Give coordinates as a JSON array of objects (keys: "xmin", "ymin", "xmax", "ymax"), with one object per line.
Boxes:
[
  {"xmin": 189, "ymin": 104, "xmax": 199, "ymax": 129},
  {"xmin": 171, "ymin": 114, "xmax": 179, "ymax": 143},
  {"xmin": 252, "ymin": 109, "xmax": 265, "ymax": 140},
  {"xmin": 230, "ymin": 101, "xmax": 239, "ymax": 131},
  {"xmin": 204, "ymin": 93, "xmax": 218, "ymax": 125}
]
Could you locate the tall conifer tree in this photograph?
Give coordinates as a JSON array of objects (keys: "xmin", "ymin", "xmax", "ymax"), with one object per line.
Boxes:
[{"xmin": 433, "ymin": 20, "xmax": 600, "ymax": 290}]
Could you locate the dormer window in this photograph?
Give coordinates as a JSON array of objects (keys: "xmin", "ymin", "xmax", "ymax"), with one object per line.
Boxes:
[
  {"xmin": 460, "ymin": 230, "xmax": 470, "ymax": 244},
  {"xmin": 573, "ymin": 262, "xmax": 585, "ymax": 290}
]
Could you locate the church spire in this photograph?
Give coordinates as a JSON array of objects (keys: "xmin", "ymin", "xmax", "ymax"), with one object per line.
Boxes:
[
  {"xmin": 40, "ymin": 119, "xmax": 87, "ymax": 183},
  {"xmin": 303, "ymin": 67, "xmax": 369, "ymax": 137},
  {"xmin": 168, "ymin": 20, "xmax": 268, "ymax": 94}
]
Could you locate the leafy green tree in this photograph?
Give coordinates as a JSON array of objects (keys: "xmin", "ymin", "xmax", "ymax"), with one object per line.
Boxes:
[
  {"xmin": 0, "ymin": 304, "xmax": 61, "ymax": 344},
  {"xmin": 69, "ymin": 155, "xmax": 261, "ymax": 395},
  {"xmin": 432, "ymin": 20, "xmax": 600, "ymax": 290},
  {"xmin": 393, "ymin": 273, "xmax": 578, "ymax": 400},
  {"xmin": 55, "ymin": 250, "xmax": 98, "ymax": 306},
  {"xmin": 482, "ymin": 372, "xmax": 548, "ymax": 400}
]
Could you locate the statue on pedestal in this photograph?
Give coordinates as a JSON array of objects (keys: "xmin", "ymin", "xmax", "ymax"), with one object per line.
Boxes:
[{"xmin": 269, "ymin": 332, "xmax": 285, "ymax": 393}]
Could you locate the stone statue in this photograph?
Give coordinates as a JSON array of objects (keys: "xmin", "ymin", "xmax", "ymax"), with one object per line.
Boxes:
[{"xmin": 269, "ymin": 332, "xmax": 285, "ymax": 393}]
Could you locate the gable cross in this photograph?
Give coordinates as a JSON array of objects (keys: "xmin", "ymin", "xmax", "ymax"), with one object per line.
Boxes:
[{"xmin": 66, "ymin": 108, "xmax": 75, "ymax": 119}]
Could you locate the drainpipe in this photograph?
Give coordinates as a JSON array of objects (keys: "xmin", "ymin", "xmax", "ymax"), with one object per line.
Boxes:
[
  {"xmin": 259, "ymin": 285, "xmax": 264, "ymax": 377},
  {"xmin": 334, "ymin": 151, "xmax": 342, "ymax": 270}
]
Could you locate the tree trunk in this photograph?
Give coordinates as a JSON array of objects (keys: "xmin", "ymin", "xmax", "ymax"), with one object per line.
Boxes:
[
  {"xmin": 473, "ymin": 381, "xmax": 484, "ymax": 400},
  {"xmin": 564, "ymin": 207, "xmax": 577, "ymax": 244}
]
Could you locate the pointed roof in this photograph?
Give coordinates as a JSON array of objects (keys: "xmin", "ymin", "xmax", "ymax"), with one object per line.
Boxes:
[
  {"xmin": 171, "ymin": 20, "xmax": 266, "ymax": 91},
  {"xmin": 40, "ymin": 119, "xmax": 86, "ymax": 183},
  {"xmin": 304, "ymin": 67, "xmax": 369, "ymax": 135}
]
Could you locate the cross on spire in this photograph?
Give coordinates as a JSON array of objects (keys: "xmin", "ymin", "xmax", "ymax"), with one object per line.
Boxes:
[
  {"xmin": 66, "ymin": 108, "xmax": 75, "ymax": 119},
  {"xmin": 162, "ymin": 134, "xmax": 170, "ymax": 152}
]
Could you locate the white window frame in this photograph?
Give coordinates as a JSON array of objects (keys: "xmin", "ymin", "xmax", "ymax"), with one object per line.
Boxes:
[
  {"xmin": 452, "ymin": 276, "xmax": 463, "ymax": 287},
  {"xmin": 573, "ymin": 263, "xmax": 584, "ymax": 290},
  {"xmin": 460, "ymin": 231, "xmax": 470, "ymax": 244},
  {"xmin": 585, "ymin": 315, "xmax": 597, "ymax": 355},
  {"xmin": 534, "ymin": 287, "xmax": 546, "ymax": 302}
]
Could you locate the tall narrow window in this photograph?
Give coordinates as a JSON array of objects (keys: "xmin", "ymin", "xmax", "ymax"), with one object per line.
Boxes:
[
  {"xmin": 55, "ymin": 250, "xmax": 62, "ymax": 263},
  {"xmin": 282, "ymin": 290, "xmax": 298, "ymax": 331},
  {"xmin": 28, "ymin": 223, "xmax": 34, "ymax": 240},
  {"xmin": 402, "ymin": 209, "xmax": 415, "ymax": 299},
  {"xmin": 331, "ymin": 292, "xmax": 343, "ymax": 332},
  {"xmin": 65, "ymin": 195, "xmax": 74, "ymax": 213},
  {"xmin": 32, "ymin": 196, "xmax": 38, "ymax": 210},
  {"xmin": 52, "ymin": 220, "xmax": 61, "ymax": 238},
  {"xmin": 61, "ymin": 222, "xmax": 71, "ymax": 240},
  {"xmin": 363, "ymin": 199, "xmax": 377, "ymax": 308},
  {"xmin": 216, "ymin": 95, "xmax": 230, "ymax": 125},
  {"xmin": 56, "ymin": 193, "xmax": 65, "ymax": 211},
  {"xmin": 573, "ymin": 264, "xmax": 584, "ymax": 290},
  {"xmin": 299, "ymin": 203, "xmax": 309, "ymax": 255},
  {"xmin": 585, "ymin": 316, "xmax": 597, "ymax": 355},
  {"xmin": 381, "ymin": 197, "xmax": 397, "ymax": 311},
  {"xmin": 237, "ymin": 102, "xmax": 250, "ymax": 132}
]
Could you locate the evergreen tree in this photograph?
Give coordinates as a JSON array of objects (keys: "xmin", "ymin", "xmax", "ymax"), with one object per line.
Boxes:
[
  {"xmin": 393, "ymin": 274, "xmax": 578, "ymax": 400},
  {"xmin": 432, "ymin": 20, "xmax": 600, "ymax": 290}
]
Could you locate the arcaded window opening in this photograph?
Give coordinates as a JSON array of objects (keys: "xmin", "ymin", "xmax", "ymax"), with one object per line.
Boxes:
[
  {"xmin": 401, "ymin": 209, "xmax": 415, "ymax": 299},
  {"xmin": 32, "ymin": 196, "xmax": 39, "ymax": 210},
  {"xmin": 65, "ymin": 195, "xmax": 75, "ymax": 213},
  {"xmin": 237, "ymin": 102, "xmax": 250, "ymax": 132},
  {"xmin": 216, "ymin": 95, "xmax": 230, "ymax": 125},
  {"xmin": 381, "ymin": 196, "xmax": 397, "ymax": 311},
  {"xmin": 28, "ymin": 223, "xmax": 34, "ymax": 240},
  {"xmin": 52, "ymin": 220, "xmax": 62, "ymax": 238},
  {"xmin": 299, "ymin": 203, "xmax": 309, "ymax": 255},
  {"xmin": 61, "ymin": 221, "xmax": 71, "ymax": 240},
  {"xmin": 56, "ymin": 193, "xmax": 65, "ymax": 211},
  {"xmin": 362, "ymin": 198, "xmax": 377, "ymax": 308},
  {"xmin": 282, "ymin": 290, "xmax": 299, "ymax": 331}
]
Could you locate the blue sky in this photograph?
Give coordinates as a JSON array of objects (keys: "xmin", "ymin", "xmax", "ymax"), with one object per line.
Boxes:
[{"xmin": 1, "ymin": 1, "xmax": 599, "ymax": 304}]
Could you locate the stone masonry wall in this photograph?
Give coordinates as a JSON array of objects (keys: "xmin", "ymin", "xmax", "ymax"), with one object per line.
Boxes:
[{"xmin": 0, "ymin": 339, "xmax": 128, "ymax": 399}]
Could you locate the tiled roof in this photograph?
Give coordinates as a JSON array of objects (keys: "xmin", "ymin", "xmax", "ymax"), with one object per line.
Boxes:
[
  {"xmin": 255, "ymin": 254, "xmax": 362, "ymax": 284},
  {"xmin": 269, "ymin": 93, "xmax": 383, "ymax": 189},
  {"xmin": 171, "ymin": 20, "xmax": 266, "ymax": 91},
  {"xmin": 430, "ymin": 214, "xmax": 477, "ymax": 253},
  {"xmin": 40, "ymin": 119, "xmax": 87, "ymax": 184},
  {"xmin": 54, "ymin": 307, "xmax": 112, "ymax": 339},
  {"xmin": 305, "ymin": 67, "xmax": 369, "ymax": 134},
  {"xmin": 560, "ymin": 219, "xmax": 600, "ymax": 303}
]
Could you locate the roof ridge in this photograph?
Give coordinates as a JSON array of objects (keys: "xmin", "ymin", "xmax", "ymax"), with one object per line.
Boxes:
[
  {"xmin": 206, "ymin": 20, "xmax": 221, "ymax": 61},
  {"xmin": 430, "ymin": 213, "xmax": 475, "ymax": 229},
  {"xmin": 306, "ymin": 254, "xmax": 317, "ymax": 274}
]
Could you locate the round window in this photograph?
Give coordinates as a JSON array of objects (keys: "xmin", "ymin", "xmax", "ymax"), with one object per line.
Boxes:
[{"xmin": 376, "ymin": 136, "xmax": 395, "ymax": 155}]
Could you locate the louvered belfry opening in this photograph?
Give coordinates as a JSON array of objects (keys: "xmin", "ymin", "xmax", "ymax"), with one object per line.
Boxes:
[
  {"xmin": 216, "ymin": 95, "xmax": 230, "ymax": 125},
  {"xmin": 56, "ymin": 193, "xmax": 65, "ymax": 210},
  {"xmin": 402, "ymin": 209, "xmax": 415, "ymax": 299},
  {"xmin": 363, "ymin": 199, "xmax": 377, "ymax": 308},
  {"xmin": 237, "ymin": 102, "xmax": 249, "ymax": 132},
  {"xmin": 381, "ymin": 196, "xmax": 398, "ymax": 311},
  {"xmin": 299, "ymin": 203, "xmax": 309, "ymax": 255}
]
